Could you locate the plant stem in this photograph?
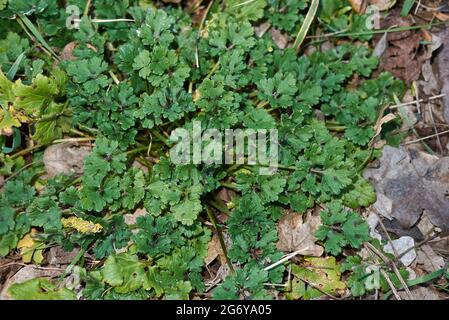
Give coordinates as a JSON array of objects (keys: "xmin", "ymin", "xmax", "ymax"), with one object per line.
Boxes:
[
  {"xmin": 150, "ymin": 129, "xmax": 169, "ymax": 146},
  {"xmin": 11, "ymin": 144, "xmax": 44, "ymax": 159},
  {"xmin": 53, "ymin": 137, "xmax": 96, "ymax": 144},
  {"xmin": 205, "ymin": 207, "xmax": 235, "ymax": 273},
  {"xmin": 220, "ymin": 182, "xmax": 238, "ymax": 190}
]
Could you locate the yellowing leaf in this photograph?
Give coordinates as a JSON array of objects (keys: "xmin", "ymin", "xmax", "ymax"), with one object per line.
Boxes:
[
  {"xmin": 13, "ymin": 74, "xmax": 59, "ymax": 114},
  {"xmin": 17, "ymin": 229, "xmax": 45, "ymax": 264},
  {"xmin": 62, "ymin": 217, "xmax": 103, "ymax": 234},
  {"xmin": 0, "ymin": 69, "xmax": 14, "ymax": 103},
  {"xmin": 286, "ymin": 256, "xmax": 346, "ymax": 300}
]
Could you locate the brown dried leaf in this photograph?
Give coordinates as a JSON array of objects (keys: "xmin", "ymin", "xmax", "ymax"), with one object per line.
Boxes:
[
  {"xmin": 369, "ymin": 0, "xmax": 397, "ymax": 11},
  {"xmin": 269, "ymin": 28, "xmax": 289, "ymax": 49},
  {"xmin": 434, "ymin": 12, "xmax": 449, "ymax": 21},
  {"xmin": 60, "ymin": 42, "xmax": 76, "ymax": 61},
  {"xmin": 375, "ymin": 13, "xmax": 427, "ymax": 83},
  {"xmin": 205, "ymin": 233, "xmax": 227, "ymax": 265},
  {"xmin": 349, "ymin": 0, "xmax": 368, "ymax": 13},
  {"xmin": 276, "ymin": 211, "xmax": 324, "ymax": 256}
]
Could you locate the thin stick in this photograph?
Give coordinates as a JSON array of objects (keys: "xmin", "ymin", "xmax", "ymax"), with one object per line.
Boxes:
[
  {"xmin": 52, "ymin": 137, "xmax": 96, "ymax": 144},
  {"xmin": 73, "ymin": 18, "xmax": 135, "ymax": 23},
  {"xmin": 264, "ymin": 248, "xmax": 309, "ymax": 271},
  {"xmin": 377, "ymin": 219, "xmax": 414, "ymax": 300},
  {"xmin": 307, "ymin": 21, "xmax": 448, "ymax": 39},
  {"xmin": 401, "ymin": 129, "xmax": 449, "ymax": 145},
  {"xmin": 3, "ymin": 160, "xmax": 43, "ymax": 184},
  {"xmin": 0, "ymin": 262, "xmax": 65, "ymax": 271},
  {"xmin": 11, "ymin": 144, "xmax": 44, "ymax": 159},
  {"xmin": 295, "ymin": 275, "xmax": 342, "ymax": 300},
  {"xmin": 84, "ymin": 0, "xmax": 92, "ymax": 16},
  {"xmin": 427, "ymin": 103, "xmax": 444, "ymax": 153},
  {"xmin": 205, "ymin": 208, "xmax": 235, "ymax": 273},
  {"xmin": 388, "ymin": 93, "xmax": 445, "ymax": 109},
  {"xmin": 380, "ymin": 269, "xmax": 402, "ymax": 300}
]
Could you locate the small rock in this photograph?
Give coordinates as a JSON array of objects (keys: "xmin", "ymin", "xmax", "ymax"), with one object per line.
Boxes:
[
  {"xmin": 366, "ymin": 212, "xmax": 382, "ymax": 241},
  {"xmin": 383, "ymin": 236, "xmax": 416, "ymax": 267},
  {"xmin": 43, "ymin": 143, "xmax": 91, "ymax": 178}
]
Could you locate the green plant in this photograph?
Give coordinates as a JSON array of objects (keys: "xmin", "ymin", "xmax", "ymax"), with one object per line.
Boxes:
[{"xmin": 0, "ymin": 0, "xmax": 409, "ymax": 300}]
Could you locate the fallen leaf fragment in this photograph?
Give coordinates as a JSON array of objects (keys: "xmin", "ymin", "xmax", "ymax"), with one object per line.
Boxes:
[
  {"xmin": 205, "ymin": 233, "xmax": 226, "ymax": 265},
  {"xmin": 416, "ymin": 245, "xmax": 445, "ymax": 273},
  {"xmin": 369, "ymin": 0, "xmax": 397, "ymax": 11},
  {"xmin": 349, "ymin": 0, "xmax": 368, "ymax": 13},
  {"xmin": 276, "ymin": 211, "xmax": 324, "ymax": 257}
]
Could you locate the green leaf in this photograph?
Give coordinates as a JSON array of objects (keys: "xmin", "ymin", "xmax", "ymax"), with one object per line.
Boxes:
[
  {"xmin": 0, "ymin": 199, "xmax": 15, "ymax": 235},
  {"xmin": 101, "ymin": 253, "xmax": 154, "ymax": 294},
  {"xmin": 341, "ymin": 213, "xmax": 370, "ymax": 249},
  {"xmin": 0, "ymin": 233, "xmax": 18, "ymax": 257},
  {"xmin": 322, "ymin": 168, "xmax": 352, "ymax": 195},
  {"xmin": 225, "ymin": 0, "xmax": 267, "ymax": 21},
  {"xmin": 316, "ymin": 201, "xmax": 370, "ymax": 255},
  {"xmin": 8, "ymin": 278, "xmax": 76, "ymax": 300},
  {"xmin": 32, "ymin": 102, "xmax": 71, "ymax": 144},
  {"xmin": 343, "ymin": 177, "xmax": 376, "ymax": 208},
  {"xmin": 13, "ymin": 74, "xmax": 59, "ymax": 114},
  {"xmin": 26, "ymin": 197, "xmax": 62, "ymax": 232}
]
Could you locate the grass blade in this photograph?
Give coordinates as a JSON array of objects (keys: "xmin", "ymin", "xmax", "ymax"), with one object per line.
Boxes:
[
  {"xmin": 17, "ymin": 15, "xmax": 60, "ymax": 61},
  {"xmin": 7, "ymin": 52, "xmax": 25, "ymax": 80},
  {"xmin": 401, "ymin": 0, "xmax": 415, "ymax": 17},
  {"xmin": 294, "ymin": 0, "xmax": 320, "ymax": 53}
]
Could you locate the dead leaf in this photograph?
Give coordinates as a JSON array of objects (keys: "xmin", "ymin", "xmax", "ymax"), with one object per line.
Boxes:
[
  {"xmin": 287, "ymin": 257, "xmax": 346, "ymax": 300},
  {"xmin": 43, "ymin": 143, "xmax": 91, "ymax": 178},
  {"xmin": 60, "ymin": 42, "xmax": 76, "ymax": 61},
  {"xmin": 416, "ymin": 244, "xmax": 445, "ymax": 273},
  {"xmin": 349, "ymin": 0, "xmax": 368, "ymax": 13},
  {"xmin": 374, "ymin": 13, "xmax": 426, "ymax": 83},
  {"xmin": 47, "ymin": 247, "xmax": 80, "ymax": 266},
  {"xmin": 217, "ymin": 188, "xmax": 236, "ymax": 204},
  {"xmin": 364, "ymin": 146, "xmax": 449, "ymax": 231},
  {"xmin": 435, "ymin": 12, "xmax": 449, "ymax": 21},
  {"xmin": 254, "ymin": 22, "xmax": 271, "ymax": 38},
  {"xmin": 205, "ymin": 233, "xmax": 226, "ymax": 265},
  {"xmin": 373, "ymin": 32, "xmax": 388, "ymax": 57},
  {"xmin": 369, "ymin": 0, "xmax": 397, "ymax": 11},
  {"xmin": 397, "ymin": 286, "xmax": 441, "ymax": 300},
  {"xmin": 373, "ymin": 113, "xmax": 397, "ymax": 140},
  {"xmin": 269, "ymin": 28, "xmax": 289, "ymax": 49},
  {"xmin": 124, "ymin": 208, "xmax": 148, "ymax": 225},
  {"xmin": 276, "ymin": 211, "xmax": 324, "ymax": 256},
  {"xmin": 436, "ymin": 26, "xmax": 449, "ymax": 124}
]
